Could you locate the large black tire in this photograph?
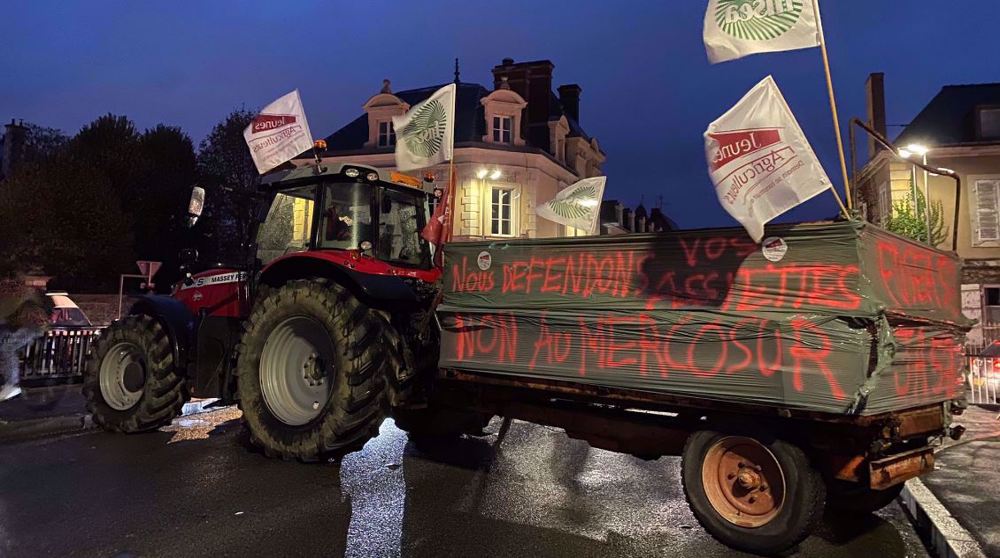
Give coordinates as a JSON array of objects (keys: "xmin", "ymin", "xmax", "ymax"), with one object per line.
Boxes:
[
  {"xmin": 236, "ymin": 280, "xmax": 386, "ymax": 461},
  {"xmin": 826, "ymin": 480, "xmax": 903, "ymax": 513},
  {"xmin": 83, "ymin": 315, "xmax": 188, "ymax": 433},
  {"xmin": 380, "ymin": 315, "xmax": 492, "ymax": 441},
  {"xmin": 682, "ymin": 430, "xmax": 826, "ymax": 555}
]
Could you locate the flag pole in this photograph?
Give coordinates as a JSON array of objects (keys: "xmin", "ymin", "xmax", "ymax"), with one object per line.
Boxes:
[
  {"xmin": 814, "ymin": 0, "xmax": 852, "ymax": 215},
  {"xmin": 443, "ymin": 158, "xmax": 457, "ymax": 244}
]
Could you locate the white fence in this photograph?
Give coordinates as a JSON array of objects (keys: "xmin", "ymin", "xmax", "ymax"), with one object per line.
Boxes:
[
  {"xmin": 19, "ymin": 327, "xmax": 103, "ymax": 383},
  {"xmin": 966, "ymin": 330, "xmax": 1000, "ymax": 406}
]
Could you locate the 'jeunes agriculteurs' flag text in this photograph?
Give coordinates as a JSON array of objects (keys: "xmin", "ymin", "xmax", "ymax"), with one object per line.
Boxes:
[
  {"xmin": 704, "ymin": 75, "xmax": 831, "ymax": 242},
  {"xmin": 392, "ymin": 83, "xmax": 456, "ymax": 172},
  {"xmin": 536, "ymin": 176, "xmax": 607, "ymax": 234},
  {"xmin": 243, "ymin": 90, "xmax": 315, "ymax": 174},
  {"xmin": 704, "ymin": 0, "xmax": 821, "ymax": 64}
]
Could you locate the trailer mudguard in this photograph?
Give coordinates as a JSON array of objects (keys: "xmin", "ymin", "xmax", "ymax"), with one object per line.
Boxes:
[{"xmin": 129, "ymin": 295, "xmax": 195, "ymax": 369}]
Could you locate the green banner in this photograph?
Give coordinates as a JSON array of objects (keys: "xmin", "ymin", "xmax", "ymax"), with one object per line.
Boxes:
[{"xmin": 439, "ymin": 221, "xmax": 969, "ymax": 416}]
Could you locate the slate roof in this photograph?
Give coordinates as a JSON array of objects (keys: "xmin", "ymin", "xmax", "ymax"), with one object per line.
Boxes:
[
  {"xmin": 896, "ymin": 83, "xmax": 1000, "ymax": 147},
  {"xmin": 308, "ymin": 81, "xmax": 592, "ymax": 158}
]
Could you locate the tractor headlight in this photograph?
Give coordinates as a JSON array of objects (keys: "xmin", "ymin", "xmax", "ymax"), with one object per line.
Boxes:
[
  {"xmin": 366, "ymin": 172, "xmax": 379, "ymax": 182},
  {"xmin": 344, "ymin": 168, "xmax": 360, "ymax": 178}
]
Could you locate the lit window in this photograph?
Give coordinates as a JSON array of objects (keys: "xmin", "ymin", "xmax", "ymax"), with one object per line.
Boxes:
[
  {"xmin": 980, "ymin": 108, "xmax": 1000, "ymax": 139},
  {"xmin": 492, "ymin": 116, "xmax": 512, "ymax": 144},
  {"xmin": 378, "ymin": 121, "xmax": 395, "ymax": 147},
  {"xmin": 490, "ymin": 186, "xmax": 515, "ymax": 236}
]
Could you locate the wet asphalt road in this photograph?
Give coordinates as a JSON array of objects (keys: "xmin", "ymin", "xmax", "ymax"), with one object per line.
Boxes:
[{"xmin": 0, "ymin": 409, "xmax": 930, "ymax": 558}]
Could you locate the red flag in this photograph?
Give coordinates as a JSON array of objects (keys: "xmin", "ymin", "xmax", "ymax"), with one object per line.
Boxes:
[
  {"xmin": 421, "ymin": 169, "xmax": 455, "ymax": 266},
  {"xmin": 421, "ymin": 190, "xmax": 446, "ymax": 245}
]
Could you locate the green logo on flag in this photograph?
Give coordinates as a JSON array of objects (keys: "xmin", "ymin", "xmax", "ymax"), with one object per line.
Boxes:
[
  {"xmin": 715, "ymin": 0, "xmax": 804, "ymax": 41},
  {"xmin": 401, "ymin": 99, "xmax": 447, "ymax": 158},
  {"xmin": 547, "ymin": 184, "xmax": 598, "ymax": 221}
]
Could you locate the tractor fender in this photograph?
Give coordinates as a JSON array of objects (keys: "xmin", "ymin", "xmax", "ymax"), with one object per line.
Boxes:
[
  {"xmin": 128, "ymin": 295, "xmax": 196, "ymax": 370},
  {"xmin": 259, "ymin": 255, "xmax": 419, "ymax": 309}
]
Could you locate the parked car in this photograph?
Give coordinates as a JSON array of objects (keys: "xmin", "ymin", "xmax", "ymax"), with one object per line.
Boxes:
[{"xmin": 46, "ymin": 292, "xmax": 92, "ymax": 327}]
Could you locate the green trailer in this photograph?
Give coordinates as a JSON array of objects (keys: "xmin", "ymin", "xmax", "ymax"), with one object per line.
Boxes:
[{"xmin": 418, "ymin": 220, "xmax": 969, "ymax": 555}]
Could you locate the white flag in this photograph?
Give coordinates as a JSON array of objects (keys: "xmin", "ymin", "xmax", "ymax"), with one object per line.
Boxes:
[
  {"xmin": 704, "ymin": 76, "xmax": 831, "ymax": 242},
  {"xmin": 537, "ymin": 176, "xmax": 607, "ymax": 235},
  {"xmin": 392, "ymin": 83, "xmax": 456, "ymax": 172},
  {"xmin": 704, "ymin": 0, "xmax": 822, "ymax": 64},
  {"xmin": 243, "ymin": 90, "xmax": 315, "ymax": 175}
]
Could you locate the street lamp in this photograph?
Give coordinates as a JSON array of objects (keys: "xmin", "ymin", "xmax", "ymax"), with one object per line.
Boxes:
[
  {"xmin": 476, "ymin": 168, "xmax": 488, "ymax": 179},
  {"xmin": 490, "ymin": 169, "xmax": 502, "ymax": 180},
  {"xmin": 899, "ymin": 143, "xmax": 933, "ymax": 246}
]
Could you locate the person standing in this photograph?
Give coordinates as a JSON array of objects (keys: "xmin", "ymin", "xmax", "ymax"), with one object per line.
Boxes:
[{"xmin": 0, "ymin": 278, "xmax": 49, "ymax": 401}]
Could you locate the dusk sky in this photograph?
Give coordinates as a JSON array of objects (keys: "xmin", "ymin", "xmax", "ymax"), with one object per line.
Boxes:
[{"xmin": 4, "ymin": 0, "xmax": 1000, "ymax": 228}]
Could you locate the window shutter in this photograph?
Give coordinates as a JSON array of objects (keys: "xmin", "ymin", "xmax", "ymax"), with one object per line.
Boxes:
[{"xmin": 975, "ymin": 180, "xmax": 1000, "ymax": 242}]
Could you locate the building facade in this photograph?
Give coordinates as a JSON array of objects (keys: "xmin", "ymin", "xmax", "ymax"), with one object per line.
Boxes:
[
  {"xmin": 855, "ymin": 75, "xmax": 1000, "ymax": 343},
  {"xmin": 296, "ymin": 58, "xmax": 606, "ymax": 240}
]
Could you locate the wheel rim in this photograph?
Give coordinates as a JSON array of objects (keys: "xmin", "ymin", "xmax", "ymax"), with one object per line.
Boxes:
[
  {"xmin": 701, "ymin": 436, "xmax": 786, "ymax": 528},
  {"xmin": 99, "ymin": 342, "xmax": 147, "ymax": 411},
  {"xmin": 260, "ymin": 316, "xmax": 335, "ymax": 426}
]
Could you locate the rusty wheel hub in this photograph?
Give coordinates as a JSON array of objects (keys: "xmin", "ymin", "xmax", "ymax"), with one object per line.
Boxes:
[{"xmin": 702, "ymin": 436, "xmax": 786, "ymax": 528}]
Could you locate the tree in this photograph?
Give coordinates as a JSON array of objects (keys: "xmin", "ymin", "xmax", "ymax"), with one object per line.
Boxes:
[
  {"xmin": 69, "ymin": 114, "xmax": 142, "ymax": 197},
  {"xmin": 196, "ymin": 107, "xmax": 261, "ymax": 263},
  {"xmin": 886, "ymin": 188, "xmax": 948, "ymax": 248},
  {"xmin": 133, "ymin": 125, "xmax": 198, "ymax": 287},
  {"xmin": 0, "ymin": 157, "xmax": 134, "ymax": 290},
  {"xmin": 0, "ymin": 115, "xmax": 199, "ymax": 291},
  {"xmin": 0, "ymin": 122, "xmax": 68, "ymax": 181}
]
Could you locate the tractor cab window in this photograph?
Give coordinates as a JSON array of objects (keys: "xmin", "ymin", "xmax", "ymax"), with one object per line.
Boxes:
[
  {"xmin": 378, "ymin": 187, "xmax": 430, "ymax": 268},
  {"xmin": 319, "ymin": 182, "xmax": 372, "ymax": 250},
  {"xmin": 256, "ymin": 185, "xmax": 316, "ymax": 265}
]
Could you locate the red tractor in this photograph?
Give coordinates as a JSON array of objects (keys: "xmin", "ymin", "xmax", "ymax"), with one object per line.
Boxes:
[{"xmin": 84, "ymin": 163, "xmax": 456, "ymax": 459}]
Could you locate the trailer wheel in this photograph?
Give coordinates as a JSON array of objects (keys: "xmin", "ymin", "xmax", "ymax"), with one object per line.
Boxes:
[
  {"xmin": 83, "ymin": 315, "xmax": 188, "ymax": 433},
  {"xmin": 236, "ymin": 280, "xmax": 386, "ymax": 461},
  {"xmin": 682, "ymin": 430, "xmax": 825, "ymax": 555},
  {"xmin": 826, "ymin": 481, "xmax": 903, "ymax": 513}
]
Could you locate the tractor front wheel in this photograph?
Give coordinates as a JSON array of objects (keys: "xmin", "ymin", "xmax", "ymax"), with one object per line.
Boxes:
[
  {"xmin": 83, "ymin": 315, "xmax": 188, "ymax": 432},
  {"xmin": 236, "ymin": 280, "xmax": 386, "ymax": 461}
]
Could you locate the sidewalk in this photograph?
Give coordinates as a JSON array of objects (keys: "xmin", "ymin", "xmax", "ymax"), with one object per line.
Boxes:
[
  {"xmin": 0, "ymin": 383, "xmax": 221, "ymax": 443},
  {"xmin": 909, "ymin": 405, "xmax": 1000, "ymax": 558},
  {"xmin": 0, "ymin": 383, "xmax": 93, "ymax": 442}
]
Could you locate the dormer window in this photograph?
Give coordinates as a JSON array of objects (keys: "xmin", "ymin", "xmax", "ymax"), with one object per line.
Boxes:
[
  {"xmin": 362, "ymin": 80, "xmax": 408, "ymax": 149},
  {"xmin": 492, "ymin": 116, "xmax": 513, "ymax": 144},
  {"xmin": 481, "ymin": 85, "xmax": 527, "ymax": 147},
  {"xmin": 978, "ymin": 107, "xmax": 1000, "ymax": 139},
  {"xmin": 378, "ymin": 121, "xmax": 396, "ymax": 147}
]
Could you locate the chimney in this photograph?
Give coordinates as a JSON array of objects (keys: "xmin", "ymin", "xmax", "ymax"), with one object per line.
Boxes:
[
  {"xmin": 865, "ymin": 73, "xmax": 887, "ymax": 158},
  {"xmin": 2, "ymin": 119, "xmax": 27, "ymax": 180},
  {"xmin": 493, "ymin": 58, "xmax": 555, "ymax": 151},
  {"xmin": 558, "ymin": 84, "xmax": 582, "ymax": 124}
]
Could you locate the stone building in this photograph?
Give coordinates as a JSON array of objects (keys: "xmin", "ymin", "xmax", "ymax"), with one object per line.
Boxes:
[
  {"xmin": 855, "ymin": 74, "xmax": 1000, "ymax": 342},
  {"xmin": 297, "ymin": 58, "xmax": 606, "ymax": 240}
]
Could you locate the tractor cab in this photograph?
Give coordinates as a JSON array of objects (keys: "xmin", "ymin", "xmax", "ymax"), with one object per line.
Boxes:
[{"xmin": 257, "ymin": 164, "xmax": 435, "ymax": 273}]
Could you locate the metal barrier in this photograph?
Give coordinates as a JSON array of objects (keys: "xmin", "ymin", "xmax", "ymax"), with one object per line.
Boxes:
[
  {"xmin": 19, "ymin": 327, "xmax": 104, "ymax": 381},
  {"xmin": 966, "ymin": 342, "xmax": 1000, "ymax": 406}
]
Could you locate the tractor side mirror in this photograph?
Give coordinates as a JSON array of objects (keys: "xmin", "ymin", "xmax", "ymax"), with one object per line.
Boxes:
[{"xmin": 186, "ymin": 186, "xmax": 206, "ymax": 227}]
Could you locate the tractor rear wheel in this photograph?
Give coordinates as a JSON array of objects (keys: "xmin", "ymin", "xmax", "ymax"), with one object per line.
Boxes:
[
  {"xmin": 83, "ymin": 315, "xmax": 188, "ymax": 432},
  {"xmin": 236, "ymin": 280, "xmax": 386, "ymax": 461}
]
